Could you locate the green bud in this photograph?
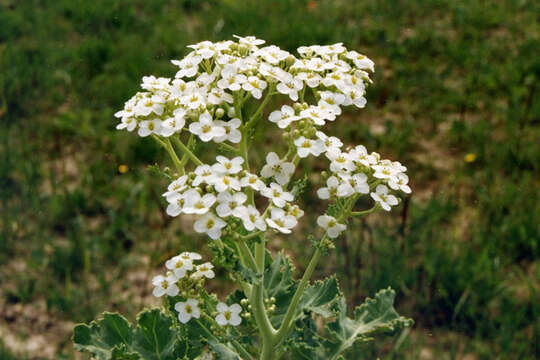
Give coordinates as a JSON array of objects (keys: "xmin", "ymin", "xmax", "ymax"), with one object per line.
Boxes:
[
  {"xmin": 205, "ymin": 185, "xmax": 213, "ymax": 193},
  {"xmin": 240, "ymin": 298, "xmax": 249, "ymax": 306},
  {"xmin": 292, "ymin": 130, "xmax": 300, "ymax": 139},
  {"xmin": 293, "ymin": 103, "xmax": 303, "ymax": 113},
  {"xmin": 285, "ymin": 55, "xmax": 296, "ymax": 67},
  {"xmin": 228, "ymin": 107, "xmax": 236, "ymax": 118},
  {"xmin": 215, "ymin": 108, "xmax": 225, "ymax": 118},
  {"xmin": 282, "ymin": 132, "xmax": 290, "ymax": 141},
  {"xmin": 195, "ymin": 187, "xmax": 202, "ymax": 194},
  {"xmin": 270, "ymin": 297, "xmax": 276, "ymax": 304},
  {"xmin": 302, "ymin": 103, "xmax": 309, "ymax": 110},
  {"xmin": 242, "ymin": 312, "xmax": 251, "ymax": 319}
]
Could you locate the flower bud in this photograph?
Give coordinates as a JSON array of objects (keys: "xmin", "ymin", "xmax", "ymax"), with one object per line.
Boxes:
[
  {"xmin": 240, "ymin": 298, "xmax": 249, "ymax": 306},
  {"xmin": 292, "ymin": 130, "xmax": 300, "ymax": 139},
  {"xmin": 241, "ymin": 312, "xmax": 251, "ymax": 319},
  {"xmin": 215, "ymin": 108, "xmax": 225, "ymax": 118},
  {"xmin": 285, "ymin": 55, "xmax": 296, "ymax": 67},
  {"xmin": 293, "ymin": 103, "xmax": 303, "ymax": 113},
  {"xmin": 282, "ymin": 132, "xmax": 290, "ymax": 141},
  {"xmin": 227, "ymin": 107, "xmax": 236, "ymax": 118}
]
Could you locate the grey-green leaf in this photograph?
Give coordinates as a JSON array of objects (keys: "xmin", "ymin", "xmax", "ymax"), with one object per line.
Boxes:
[
  {"xmin": 322, "ymin": 287, "xmax": 413, "ymax": 359},
  {"xmin": 73, "ymin": 312, "xmax": 133, "ymax": 360},
  {"xmin": 132, "ymin": 309, "xmax": 180, "ymax": 360}
]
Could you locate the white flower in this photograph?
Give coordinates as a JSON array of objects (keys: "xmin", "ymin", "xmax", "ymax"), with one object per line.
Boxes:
[
  {"xmin": 161, "ymin": 109, "xmax": 186, "ymax": 137},
  {"xmin": 213, "ymin": 174, "xmax": 241, "ymax": 192},
  {"xmin": 152, "ymin": 274, "xmax": 179, "ymax": 297},
  {"xmin": 372, "ymin": 164, "xmax": 398, "ymax": 180},
  {"xmin": 240, "ymin": 205, "xmax": 266, "ymax": 231},
  {"xmin": 242, "ymin": 76, "xmax": 267, "ymax": 99},
  {"xmin": 268, "ymin": 105, "xmax": 299, "ymax": 129},
  {"xmin": 162, "ymin": 175, "xmax": 188, "ymax": 202},
  {"xmin": 350, "ymin": 173, "xmax": 370, "ymax": 194},
  {"xmin": 317, "ymin": 176, "xmax": 339, "ymax": 199},
  {"xmin": 166, "ymin": 193, "xmax": 187, "ymax": 217},
  {"xmin": 276, "ymin": 78, "xmax": 303, "ymax": 101},
  {"xmin": 294, "ymin": 136, "xmax": 325, "ymax": 158},
  {"xmin": 234, "ymin": 35, "xmax": 265, "ymax": 47},
  {"xmin": 172, "ymin": 54, "xmax": 202, "ymax": 78},
  {"xmin": 327, "ymin": 150, "xmax": 354, "ymax": 172},
  {"xmin": 174, "ymin": 299, "xmax": 201, "ymax": 324},
  {"xmin": 192, "ymin": 262, "xmax": 215, "ymax": 279},
  {"xmin": 345, "ymin": 50, "xmax": 375, "ymax": 72},
  {"xmin": 212, "ymin": 156, "xmax": 244, "ymax": 175},
  {"xmin": 317, "ymin": 215, "xmax": 346, "ymax": 239},
  {"xmin": 135, "ymin": 95, "xmax": 164, "ymax": 116},
  {"xmin": 115, "ymin": 115, "xmax": 137, "ymax": 132},
  {"xmin": 181, "ymin": 91, "xmax": 206, "ymax": 110},
  {"xmin": 138, "ymin": 119, "xmax": 162, "ymax": 137},
  {"xmin": 316, "ymin": 131, "xmax": 343, "ymax": 154},
  {"xmin": 300, "ymin": 105, "xmax": 330, "ymax": 125},
  {"xmin": 141, "ymin": 75, "xmax": 170, "ymax": 91},
  {"xmin": 179, "ymin": 251, "xmax": 202, "ymax": 261},
  {"xmin": 183, "ymin": 190, "xmax": 216, "ymax": 215},
  {"xmin": 217, "ymin": 65, "xmax": 247, "ymax": 91},
  {"xmin": 266, "ymin": 208, "xmax": 297, "ymax": 234},
  {"xmin": 193, "ymin": 164, "xmax": 217, "ymax": 186},
  {"xmin": 287, "ymin": 204, "xmax": 304, "ymax": 219},
  {"xmin": 193, "ymin": 213, "xmax": 227, "ymax": 240},
  {"xmin": 296, "ymin": 71, "xmax": 322, "ymax": 88},
  {"xmin": 240, "ymin": 173, "xmax": 265, "ymax": 191},
  {"xmin": 214, "ymin": 118, "xmax": 242, "ymax": 143},
  {"xmin": 215, "ymin": 303, "xmax": 242, "ymax": 326},
  {"xmin": 388, "ymin": 173, "xmax": 411, "ymax": 194},
  {"xmin": 370, "ymin": 185, "xmax": 399, "ymax": 211},
  {"xmin": 216, "ymin": 191, "xmax": 247, "ymax": 218},
  {"xmin": 349, "ymin": 145, "xmax": 377, "ymax": 167},
  {"xmin": 260, "ymin": 152, "xmax": 295, "ymax": 185},
  {"xmin": 165, "ymin": 255, "xmax": 194, "ymax": 279},
  {"xmin": 189, "ymin": 111, "xmax": 226, "ymax": 142},
  {"xmin": 257, "ymin": 45, "xmax": 289, "ymax": 64},
  {"xmin": 261, "ymin": 183, "xmax": 294, "ymax": 208}
]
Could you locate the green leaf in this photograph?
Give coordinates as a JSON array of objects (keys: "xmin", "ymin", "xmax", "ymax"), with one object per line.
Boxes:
[
  {"xmin": 322, "ymin": 287, "xmax": 413, "ymax": 359},
  {"xmin": 207, "ymin": 339, "xmax": 242, "ymax": 360},
  {"xmin": 132, "ymin": 309, "xmax": 181, "ymax": 360},
  {"xmin": 73, "ymin": 313, "xmax": 133, "ymax": 360},
  {"xmin": 73, "ymin": 309, "xmax": 186, "ymax": 360}
]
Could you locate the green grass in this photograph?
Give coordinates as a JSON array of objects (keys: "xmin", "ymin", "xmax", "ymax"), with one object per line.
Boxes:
[{"xmin": 1, "ymin": 0, "xmax": 539, "ymax": 358}]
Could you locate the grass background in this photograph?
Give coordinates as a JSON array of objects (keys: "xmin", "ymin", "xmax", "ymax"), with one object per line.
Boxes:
[{"xmin": 1, "ymin": 0, "xmax": 539, "ymax": 358}]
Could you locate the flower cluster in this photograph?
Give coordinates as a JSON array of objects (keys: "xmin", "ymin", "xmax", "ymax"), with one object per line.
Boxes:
[
  {"xmin": 116, "ymin": 35, "xmax": 410, "ymax": 243},
  {"xmin": 152, "ymin": 251, "xmax": 243, "ymax": 327},
  {"xmin": 163, "ymin": 153, "xmax": 303, "ymax": 238}
]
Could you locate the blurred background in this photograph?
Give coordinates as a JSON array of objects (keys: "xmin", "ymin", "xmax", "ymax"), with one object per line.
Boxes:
[{"xmin": 1, "ymin": 0, "xmax": 539, "ymax": 359}]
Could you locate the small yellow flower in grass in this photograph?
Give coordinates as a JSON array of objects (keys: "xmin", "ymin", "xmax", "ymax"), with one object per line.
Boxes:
[
  {"xmin": 464, "ymin": 153, "xmax": 476, "ymax": 163},
  {"xmin": 118, "ymin": 164, "xmax": 129, "ymax": 173}
]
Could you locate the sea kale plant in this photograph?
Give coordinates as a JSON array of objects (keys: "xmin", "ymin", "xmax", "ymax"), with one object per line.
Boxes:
[{"xmin": 73, "ymin": 36, "xmax": 413, "ymax": 360}]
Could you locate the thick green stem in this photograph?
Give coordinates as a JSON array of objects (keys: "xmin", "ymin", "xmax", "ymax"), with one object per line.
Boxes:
[
  {"xmin": 171, "ymin": 135, "xmax": 203, "ymax": 166},
  {"xmin": 274, "ymin": 243, "xmax": 322, "ymax": 343}
]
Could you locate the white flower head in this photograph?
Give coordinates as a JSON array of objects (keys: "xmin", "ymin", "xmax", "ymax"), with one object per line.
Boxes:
[
  {"xmin": 189, "ymin": 111, "xmax": 226, "ymax": 142},
  {"xmin": 180, "ymin": 251, "xmax": 202, "ymax": 261},
  {"xmin": 261, "ymin": 183, "xmax": 294, "ymax": 208},
  {"xmin": 152, "ymin": 274, "xmax": 179, "ymax": 297},
  {"xmin": 215, "ymin": 302, "xmax": 242, "ymax": 326},
  {"xmin": 317, "ymin": 215, "xmax": 346, "ymax": 239},
  {"xmin": 138, "ymin": 119, "xmax": 162, "ymax": 137},
  {"xmin": 183, "ymin": 190, "xmax": 216, "ymax": 215},
  {"xmin": 174, "ymin": 298, "xmax": 201, "ymax": 323},
  {"xmin": 268, "ymin": 105, "xmax": 299, "ymax": 129},
  {"xmin": 194, "ymin": 213, "xmax": 227, "ymax": 240},
  {"xmin": 266, "ymin": 208, "xmax": 297, "ymax": 234},
  {"xmin": 240, "ymin": 205, "xmax": 267, "ymax": 231},
  {"xmin": 370, "ymin": 184, "xmax": 399, "ymax": 211},
  {"xmin": 216, "ymin": 191, "xmax": 247, "ymax": 218},
  {"xmin": 388, "ymin": 173, "xmax": 411, "ymax": 194},
  {"xmin": 165, "ymin": 255, "xmax": 194, "ymax": 279},
  {"xmin": 192, "ymin": 262, "xmax": 215, "ymax": 279},
  {"xmin": 212, "ymin": 156, "xmax": 244, "ymax": 175},
  {"xmin": 214, "ymin": 118, "xmax": 242, "ymax": 143},
  {"xmin": 260, "ymin": 152, "xmax": 295, "ymax": 185},
  {"xmin": 294, "ymin": 136, "xmax": 325, "ymax": 158},
  {"xmin": 240, "ymin": 173, "xmax": 265, "ymax": 191}
]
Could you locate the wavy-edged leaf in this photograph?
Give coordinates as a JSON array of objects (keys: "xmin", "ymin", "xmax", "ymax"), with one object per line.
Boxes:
[
  {"xmin": 132, "ymin": 309, "xmax": 181, "ymax": 360},
  {"xmin": 322, "ymin": 287, "xmax": 413, "ymax": 359},
  {"xmin": 73, "ymin": 312, "xmax": 133, "ymax": 360}
]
